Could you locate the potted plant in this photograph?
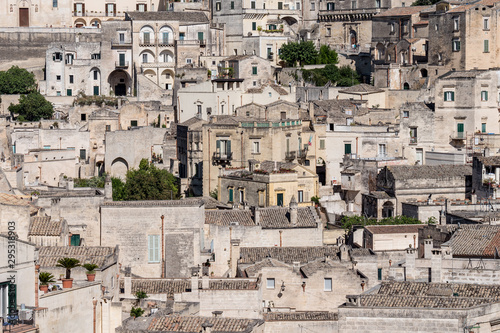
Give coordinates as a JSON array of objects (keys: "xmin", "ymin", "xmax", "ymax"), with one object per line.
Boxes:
[
  {"xmin": 39, "ymin": 272, "xmax": 55, "ymax": 294},
  {"xmin": 83, "ymin": 263, "xmax": 99, "ymax": 282},
  {"xmin": 56, "ymin": 257, "xmax": 80, "ymax": 288},
  {"xmin": 130, "ymin": 307, "xmax": 144, "ymax": 320}
]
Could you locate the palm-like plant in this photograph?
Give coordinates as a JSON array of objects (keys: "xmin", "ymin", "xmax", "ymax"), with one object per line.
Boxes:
[
  {"xmin": 130, "ymin": 307, "xmax": 144, "ymax": 320},
  {"xmin": 39, "ymin": 272, "xmax": 55, "ymax": 285},
  {"xmin": 83, "ymin": 263, "xmax": 99, "ymax": 274},
  {"xmin": 56, "ymin": 257, "xmax": 80, "ymax": 279}
]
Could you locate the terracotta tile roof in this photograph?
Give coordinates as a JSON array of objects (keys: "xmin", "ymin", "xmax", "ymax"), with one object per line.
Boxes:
[
  {"xmin": 478, "ymin": 155, "xmax": 500, "ymax": 167},
  {"xmin": 148, "ymin": 315, "xmax": 263, "ymax": 332},
  {"xmin": 444, "ymin": 225, "xmax": 500, "ymax": 258},
  {"xmin": 0, "ymin": 193, "xmax": 38, "ymax": 214},
  {"xmin": 240, "ymin": 246, "xmax": 339, "ymax": 264},
  {"xmin": 125, "ymin": 11, "xmax": 209, "ymax": 23},
  {"xmin": 364, "ymin": 225, "xmax": 424, "ymax": 235},
  {"xmin": 125, "ymin": 279, "xmax": 190, "ymax": 298},
  {"xmin": 29, "ymin": 217, "xmax": 63, "ymax": 236},
  {"xmin": 205, "ymin": 207, "xmax": 319, "ymax": 229},
  {"xmin": 38, "ymin": 246, "xmax": 117, "ymax": 268},
  {"xmin": 339, "ymin": 83, "xmax": 384, "ymax": 94},
  {"xmin": 209, "ymin": 279, "xmax": 258, "ymax": 290},
  {"xmin": 357, "ymin": 281, "xmax": 500, "ymax": 308},
  {"xmin": 205, "ymin": 210, "xmax": 255, "ymax": 226},
  {"xmin": 300, "ymin": 258, "xmax": 341, "ymax": 277},
  {"xmin": 101, "ymin": 198, "xmax": 203, "ymax": 207},
  {"xmin": 243, "ymin": 258, "xmax": 292, "ymax": 277},
  {"xmin": 386, "ymin": 164, "xmax": 472, "ymax": 180},
  {"xmin": 270, "ymin": 84, "xmax": 289, "ymax": 96},
  {"xmin": 374, "ymin": 6, "xmax": 431, "ymax": 17},
  {"xmin": 264, "ymin": 312, "xmax": 338, "ymax": 321}
]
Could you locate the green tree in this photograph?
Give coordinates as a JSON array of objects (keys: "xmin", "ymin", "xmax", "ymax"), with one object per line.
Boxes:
[
  {"xmin": 8, "ymin": 92, "xmax": 54, "ymax": 121},
  {"xmin": 112, "ymin": 177, "xmax": 126, "ymax": 201},
  {"xmin": 279, "ymin": 41, "xmax": 318, "ymax": 67},
  {"xmin": 0, "ymin": 66, "xmax": 36, "ymax": 94},
  {"xmin": 412, "ymin": 0, "xmax": 438, "ymax": 5},
  {"xmin": 130, "ymin": 307, "xmax": 144, "ymax": 319},
  {"xmin": 317, "ymin": 45, "xmax": 339, "ymax": 65},
  {"xmin": 336, "ymin": 65, "xmax": 361, "ymax": 87},
  {"xmin": 56, "ymin": 257, "xmax": 80, "ymax": 279},
  {"xmin": 123, "ymin": 159, "xmax": 179, "ymax": 200}
]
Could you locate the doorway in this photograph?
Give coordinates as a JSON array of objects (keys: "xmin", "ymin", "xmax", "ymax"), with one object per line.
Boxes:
[
  {"xmin": 115, "ymin": 84, "xmax": 126, "ymax": 96},
  {"xmin": 19, "ymin": 8, "xmax": 29, "ymax": 27}
]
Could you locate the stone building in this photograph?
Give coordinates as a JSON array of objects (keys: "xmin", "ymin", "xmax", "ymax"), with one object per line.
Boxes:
[
  {"xmin": 372, "ymin": 6, "xmax": 433, "ymax": 89},
  {"xmin": 205, "ymin": 209, "xmax": 323, "ymax": 276},
  {"xmin": 339, "ymin": 281, "xmax": 500, "ymax": 333},
  {"xmin": 363, "ymin": 225, "xmax": 424, "ymax": 251},
  {"xmin": 372, "ymin": 164, "xmax": 472, "ymax": 214},
  {"xmin": 218, "ymin": 161, "xmax": 318, "ymax": 207},
  {"xmin": 28, "ymin": 216, "xmax": 69, "ymax": 246},
  {"xmin": 0, "ymin": 192, "xmax": 38, "ymax": 241},
  {"xmin": 211, "ymin": 0, "xmax": 301, "ymax": 65},
  {"xmin": 100, "ymin": 199, "xmax": 205, "ymax": 278}
]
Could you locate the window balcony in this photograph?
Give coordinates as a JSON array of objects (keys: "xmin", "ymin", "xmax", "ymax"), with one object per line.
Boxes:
[
  {"xmin": 410, "ymin": 137, "xmax": 417, "ymax": 144},
  {"xmin": 212, "ymin": 151, "xmax": 233, "ymax": 165},
  {"xmin": 285, "ymin": 151, "xmax": 296, "ymax": 162},
  {"xmin": 450, "ymin": 132, "xmax": 466, "ymax": 140},
  {"xmin": 115, "ymin": 61, "xmax": 129, "ymax": 68}
]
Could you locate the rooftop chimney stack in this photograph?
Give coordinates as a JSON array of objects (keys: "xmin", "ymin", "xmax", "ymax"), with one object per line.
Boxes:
[{"xmin": 290, "ymin": 196, "xmax": 298, "ymax": 226}]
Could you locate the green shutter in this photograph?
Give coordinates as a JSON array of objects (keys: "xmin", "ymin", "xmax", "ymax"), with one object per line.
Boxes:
[
  {"xmin": 227, "ymin": 140, "xmax": 231, "ymax": 154},
  {"xmin": 484, "ymin": 40, "xmax": 489, "ymax": 52},
  {"xmin": 67, "ymin": 89, "xmax": 72, "ymax": 96},
  {"xmin": 451, "ymin": 91, "xmax": 455, "ymax": 101},
  {"xmin": 345, "ymin": 143, "xmax": 352, "ymax": 154},
  {"xmin": 457, "ymin": 123, "xmax": 464, "ymax": 133},
  {"xmin": 229, "ymin": 188, "xmax": 233, "ymax": 202},
  {"xmin": 277, "ymin": 193, "xmax": 283, "ymax": 206},
  {"xmin": 482, "ymin": 123, "xmax": 487, "ymax": 133},
  {"xmin": 216, "ymin": 140, "xmax": 220, "ymax": 151},
  {"xmin": 252, "ymin": 22, "xmax": 256, "ymax": 30},
  {"xmin": 378, "ymin": 268, "xmax": 382, "ymax": 280},
  {"xmin": 93, "ymin": 86, "xmax": 99, "ymax": 96},
  {"xmin": 198, "ymin": 32, "xmax": 204, "ymax": 41},
  {"xmin": 71, "ymin": 234, "xmax": 80, "ymax": 246}
]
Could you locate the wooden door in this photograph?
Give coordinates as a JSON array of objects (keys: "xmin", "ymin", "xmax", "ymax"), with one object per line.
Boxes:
[{"xmin": 19, "ymin": 8, "xmax": 29, "ymax": 27}]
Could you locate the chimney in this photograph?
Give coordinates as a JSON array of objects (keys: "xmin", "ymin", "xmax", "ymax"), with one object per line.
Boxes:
[
  {"xmin": 308, "ymin": 101, "xmax": 315, "ymax": 122},
  {"xmin": 339, "ymin": 244, "xmax": 349, "ymax": 262},
  {"xmin": 430, "ymin": 249, "xmax": 442, "ymax": 282},
  {"xmin": 254, "ymin": 207, "xmax": 260, "ymax": 225},
  {"xmin": 67, "ymin": 177, "xmax": 74, "ymax": 190},
  {"xmin": 424, "ymin": 238, "xmax": 433, "ymax": 259},
  {"xmin": 292, "ymin": 261, "xmax": 300, "ymax": 273},
  {"xmin": 289, "ymin": 196, "xmax": 298, "ymax": 226},
  {"xmin": 104, "ymin": 174, "xmax": 112, "ymax": 201},
  {"xmin": 51, "ymin": 198, "xmax": 61, "ymax": 219},
  {"xmin": 230, "ymin": 239, "xmax": 241, "ymax": 278},
  {"xmin": 202, "ymin": 275, "xmax": 209, "ymax": 289},
  {"xmin": 191, "ymin": 276, "xmax": 199, "ymax": 293},
  {"xmin": 124, "ymin": 276, "xmax": 132, "ymax": 297},
  {"xmin": 405, "ymin": 247, "xmax": 416, "ymax": 281}
]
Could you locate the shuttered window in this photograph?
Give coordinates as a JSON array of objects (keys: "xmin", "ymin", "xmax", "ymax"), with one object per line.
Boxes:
[{"xmin": 148, "ymin": 235, "xmax": 160, "ymax": 263}]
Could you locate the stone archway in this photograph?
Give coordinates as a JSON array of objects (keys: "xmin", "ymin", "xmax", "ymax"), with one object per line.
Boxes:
[
  {"xmin": 108, "ymin": 70, "xmax": 132, "ymax": 96},
  {"xmin": 111, "ymin": 157, "xmax": 129, "ymax": 178}
]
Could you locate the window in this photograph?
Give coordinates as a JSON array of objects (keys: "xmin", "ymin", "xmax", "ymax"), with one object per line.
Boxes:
[
  {"xmin": 410, "ymin": 127, "xmax": 417, "ymax": 143},
  {"xmin": 69, "ymin": 75, "xmax": 74, "ymax": 84},
  {"xmin": 324, "ymin": 278, "xmax": 332, "ymax": 291},
  {"xmin": 137, "ymin": 4, "xmax": 147, "ymax": 12},
  {"xmin": 320, "ymin": 139, "xmax": 325, "ymax": 149},
  {"xmin": 131, "ymin": 120, "xmax": 138, "ymax": 127},
  {"xmin": 298, "ymin": 190, "xmax": 304, "ymax": 203},
  {"xmin": 453, "ymin": 17, "xmax": 459, "ymax": 31},
  {"xmin": 326, "ymin": 27, "xmax": 331, "ymax": 37},
  {"xmin": 70, "ymin": 234, "xmax": 80, "ymax": 246},
  {"xmin": 327, "ymin": 2, "xmax": 335, "ymax": 10},
  {"xmin": 231, "ymin": 1, "xmax": 235, "ymax": 9},
  {"xmin": 251, "ymin": 1, "xmax": 256, "ymax": 9},
  {"xmin": 81, "ymin": 113, "xmax": 87, "ymax": 121},
  {"xmin": 228, "ymin": 188, "xmax": 234, "ymax": 202},
  {"xmin": 258, "ymin": 191, "xmax": 265, "ymax": 207},
  {"xmin": 239, "ymin": 189, "xmax": 244, "ymax": 203},
  {"xmin": 278, "ymin": 2, "xmax": 283, "ymax": 9},
  {"xmin": 91, "ymin": 53, "xmax": 101, "ymax": 60},
  {"xmin": 402, "ymin": 2, "xmax": 405, "ymax": 6},
  {"xmin": 296, "ymin": 2, "xmax": 301, "ymax": 10},
  {"xmin": 378, "ymin": 268, "xmax": 382, "ymax": 280},
  {"xmin": 56, "ymin": 75, "xmax": 61, "ymax": 81},
  {"xmin": 75, "ymin": 3, "xmax": 84, "ymax": 16},
  {"xmin": 216, "ymin": 2, "xmax": 221, "ymax": 11},
  {"xmin": 378, "ymin": 144, "xmax": 387, "ymax": 157},
  {"xmin": 79, "ymin": 149, "xmax": 86, "ymax": 160},
  {"xmin": 148, "ymin": 235, "xmax": 160, "ymax": 263},
  {"xmin": 93, "ymin": 70, "xmax": 98, "ymax": 80},
  {"xmin": 277, "ymin": 193, "xmax": 284, "ymax": 206},
  {"xmin": 106, "ymin": 3, "xmax": 116, "ymax": 16},
  {"xmin": 252, "ymin": 66, "xmax": 258, "ymax": 75},
  {"xmin": 444, "ymin": 91, "xmax": 455, "ymax": 101},
  {"xmin": 252, "ymin": 22, "xmax": 256, "ymax": 30},
  {"xmin": 67, "ymin": 89, "xmax": 72, "ymax": 96},
  {"xmin": 198, "ymin": 32, "xmax": 204, "ymax": 42},
  {"xmin": 186, "ymin": 58, "xmax": 192, "ymax": 64},
  {"xmin": 93, "ymin": 86, "xmax": 99, "ymax": 96},
  {"xmin": 484, "ymin": 40, "xmax": 489, "ymax": 53},
  {"xmin": 344, "ymin": 143, "xmax": 352, "ymax": 155},
  {"xmin": 66, "ymin": 54, "xmax": 74, "ymax": 65},
  {"xmin": 482, "ymin": 123, "xmax": 487, "ymax": 133},
  {"xmin": 106, "ymin": 125, "xmax": 111, "ymax": 132},
  {"xmin": 253, "ymin": 141, "xmax": 260, "ymax": 153},
  {"xmin": 452, "ymin": 39, "xmax": 460, "ymax": 51},
  {"xmin": 484, "ymin": 17, "xmax": 490, "ymax": 30},
  {"xmin": 53, "ymin": 0, "xmax": 58, "ymax": 7},
  {"xmin": 481, "ymin": 90, "xmax": 488, "ymax": 101},
  {"xmin": 311, "ymin": 2, "xmax": 315, "ymax": 10},
  {"xmin": 53, "ymin": 52, "xmax": 62, "ymax": 61},
  {"xmin": 351, "ymin": 1, "xmax": 357, "ymax": 9},
  {"xmin": 267, "ymin": 278, "xmax": 275, "ymax": 289},
  {"xmin": 403, "ymin": 111, "xmax": 409, "ymax": 118},
  {"xmin": 216, "ymin": 139, "xmax": 231, "ymax": 157},
  {"xmin": 56, "ymin": 91, "xmax": 61, "ymax": 96},
  {"xmin": 390, "ymin": 23, "xmax": 395, "ymax": 33},
  {"xmin": 142, "ymin": 53, "xmax": 148, "ymax": 63},
  {"xmin": 376, "ymin": 0, "xmax": 381, "ymax": 8},
  {"xmin": 457, "ymin": 123, "xmax": 464, "ymax": 138}
]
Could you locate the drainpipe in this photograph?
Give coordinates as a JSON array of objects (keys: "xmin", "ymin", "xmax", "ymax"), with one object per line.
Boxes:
[
  {"xmin": 35, "ymin": 264, "xmax": 40, "ymax": 308},
  {"xmin": 92, "ymin": 298, "xmax": 98, "ymax": 333},
  {"xmin": 279, "ymin": 230, "xmax": 283, "ymax": 247},
  {"xmin": 161, "ymin": 215, "xmax": 165, "ymax": 278}
]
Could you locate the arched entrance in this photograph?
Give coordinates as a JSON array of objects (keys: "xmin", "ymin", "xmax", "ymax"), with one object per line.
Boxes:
[
  {"xmin": 18, "ymin": 0, "xmax": 31, "ymax": 27},
  {"xmin": 420, "ymin": 68, "xmax": 428, "ymax": 78},
  {"xmin": 111, "ymin": 157, "xmax": 129, "ymax": 178},
  {"xmin": 108, "ymin": 70, "xmax": 131, "ymax": 96},
  {"xmin": 403, "ymin": 82, "xmax": 410, "ymax": 90},
  {"xmin": 350, "ymin": 30, "xmax": 357, "ymax": 47},
  {"xmin": 74, "ymin": 18, "xmax": 87, "ymax": 28},
  {"xmin": 382, "ymin": 201, "xmax": 394, "ymax": 218}
]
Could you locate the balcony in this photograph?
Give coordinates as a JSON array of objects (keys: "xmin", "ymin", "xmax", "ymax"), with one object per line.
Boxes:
[
  {"xmin": 158, "ymin": 40, "xmax": 175, "ymax": 47},
  {"xmin": 141, "ymin": 62, "xmax": 175, "ymax": 69},
  {"xmin": 450, "ymin": 132, "xmax": 466, "ymax": 141},
  {"xmin": 139, "ymin": 39, "xmax": 155, "ymax": 47},
  {"xmin": 212, "ymin": 151, "xmax": 233, "ymax": 165},
  {"xmin": 111, "ymin": 39, "xmax": 132, "ymax": 48},
  {"xmin": 177, "ymin": 39, "xmax": 201, "ymax": 46},
  {"xmin": 285, "ymin": 151, "xmax": 296, "ymax": 162},
  {"xmin": 115, "ymin": 61, "xmax": 129, "ymax": 69}
]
